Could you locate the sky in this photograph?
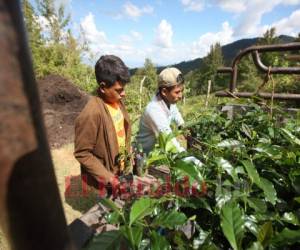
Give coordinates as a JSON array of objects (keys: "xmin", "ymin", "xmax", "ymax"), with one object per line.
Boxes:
[{"xmin": 51, "ymin": 0, "xmax": 300, "ymax": 68}]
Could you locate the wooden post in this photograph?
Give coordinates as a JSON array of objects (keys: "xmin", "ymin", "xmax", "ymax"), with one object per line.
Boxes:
[
  {"xmin": 0, "ymin": 2, "xmax": 75, "ymax": 249},
  {"xmin": 139, "ymin": 76, "xmax": 146, "ymax": 110},
  {"xmin": 205, "ymin": 80, "xmax": 212, "ymax": 108}
]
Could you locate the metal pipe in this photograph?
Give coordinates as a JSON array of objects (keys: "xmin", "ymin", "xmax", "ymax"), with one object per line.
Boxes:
[
  {"xmin": 285, "ymin": 54, "xmax": 300, "ymax": 61},
  {"xmin": 216, "ymin": 43, "xmax": 300, "ymax": 98},
  {"xmin": 232, "ymin": 43, "xmax": 300, "ymax": 65},
  {"xmin": 215, "ymin": 91, "xmax": 300, "ymax": 100},
  {"xmin": 252, "ymin": 50, "xmax": 300, "ymax": 74},
  {"xmin": 217, "ymin": 67, "xmax": 232, "ymax": 73}
]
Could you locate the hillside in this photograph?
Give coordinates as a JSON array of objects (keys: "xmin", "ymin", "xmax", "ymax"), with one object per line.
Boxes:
[{"xmin": 130, "ymin": 35, "xmax": 295, "ymax": 75}]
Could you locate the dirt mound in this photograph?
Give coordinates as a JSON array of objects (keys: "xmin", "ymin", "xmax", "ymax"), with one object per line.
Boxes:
[{"xmin": 38, "ymin": 75, "xmax": 89, "ymax": 148}]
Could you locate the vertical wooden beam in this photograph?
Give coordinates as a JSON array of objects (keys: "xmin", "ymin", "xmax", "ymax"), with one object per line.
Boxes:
[
  {"xmin": 0, "ymin": 1, "xmax": 75, "ymax": 249},
  {"xmin": 205, "ymin": 80, "xmax": 212, "ymax": 108}
]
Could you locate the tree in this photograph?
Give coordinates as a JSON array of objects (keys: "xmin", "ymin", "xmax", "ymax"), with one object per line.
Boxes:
[
  {"xmin": 36, "ymin": 0, "xmax": 70, "ymax": 43},
  {"xmin": 22, "ymin": 0, "xmax": 97, "ymax": 93},
  {"xmin": 254, "ymin": 28, "xmax": 297, "ymax": 94},
  {"xmin": 257, "ymin": 27, "xmax": 280, "ymax": 67},
  {"xmin": 197, "ymin": 43, "xmax": 225, "ymax": 93},
  {"xmin": 238, "ymin": 54, "xmax": 261, "ymax": 91},
  {"xmin": 22, "ymin": 0, "xmax": 45, "ymax": 75},
  {"xmin": 125, "ymin": 58, "xmax": 158, "ymax": 121},
  {"xmin": 140, "ymin": 58, "xmax": 158, "ymax": 94}
]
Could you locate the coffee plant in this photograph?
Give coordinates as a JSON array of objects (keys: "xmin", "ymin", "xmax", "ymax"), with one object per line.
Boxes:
[{"xmin": 85, "ymin": 104, "xmax": 300, "ymax": 250}]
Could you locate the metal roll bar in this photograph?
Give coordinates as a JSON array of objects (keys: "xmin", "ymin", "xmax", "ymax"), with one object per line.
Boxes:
[{"xmin": 216, "ymin": 43, "xmax": 300, "ymax": 99}]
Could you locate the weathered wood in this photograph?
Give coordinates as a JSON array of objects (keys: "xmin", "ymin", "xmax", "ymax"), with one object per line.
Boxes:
[
  {"xmin": 148, "ymin": 165, "xmax": 170, "ymax": 180},
  {"xmin": 0, "ymin": 2, "xmax": 74, "ymax": 249}
]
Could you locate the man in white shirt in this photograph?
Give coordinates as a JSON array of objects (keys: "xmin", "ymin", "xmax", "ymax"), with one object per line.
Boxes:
[{"xmin": 136, "ymin": 67, "xmax": 186, "ymax": 154}]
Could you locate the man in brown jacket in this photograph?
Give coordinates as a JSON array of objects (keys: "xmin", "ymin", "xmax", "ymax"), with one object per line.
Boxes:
[{"xmin": 74, "ymin": 54, "xmax": 132, "ymax": 194}]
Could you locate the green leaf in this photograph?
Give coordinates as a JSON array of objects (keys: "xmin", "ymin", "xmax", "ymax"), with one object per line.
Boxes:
[
  {"xmin": 271, "ymin": 228, "xmax": 300, "ymax": 247},
  {"xmin": 289, "ymin": 169, "xmax": 300, "ymax": 194},
  {"xmin": 84, "ymin": 230, "xmax": 123, "ymax": 250},
  {"xmin": 150, "ymin": 231, "xmax": 171, "ymax": 250},
  {"xmin": 260, "ymin": 177, "xmax": 277, "ymax": 205},
  {"xmin": 268, "ymin": 127, "xmax": 274, "ymax": 138},
  {"xmin": 139, "ymin": 239, "xmax": 150, "ymax": 250},
  {"xmin": 247, "ymin": 198, "xmax": 267, "ymax": 213},
  {"xmin": 146, "ymin": 154, "xmax": 168, "ymax": 166},
  {"xmin": 241, "ymin": 123, "xmax": 252, "ymax": 139},
  {"xmin": 217, "ymin": 139, "xmax": 243, "ymax": 148},
  {"xmin": 257, "ymin": 221, "xmax": 273, "ymax": 248},
  {"xmin": 216, "ymin": 157, "xmax": 238, "ymax": 182},
  {"xmin": 235, "ymin": 166, "xmax": 245, "ymax": 175},
  {"xmin": 281, "ymin": 128, "xmax": 300, "ymax": 146},
  {"xmin": 242, "ymin": 161, "xmax": 277, "ymax": 205},
  {"xmin": 294, "ymin": 196, "xmax": 300, "ymax": 203},
  {"xmin": 165, "ymin": 138, "xmax": 179, "ymax": 153},
  {"xmin": 244, "ymin": 215, "xmax": 259, "ymax": 236},
  {"xmin": 247, "ymin": 241, "xmax": 263, "ymax": 250},
  {"xmin": 131, "ymin": 226, "xmax": 143, "ymax": 248},
  {"xmin": 282, "ymin": 212, "xmax": 300, "ymax": 226},
  {"xmin": 99, "ymin": 199, "xmax": 121, "ymax": 215},
  {"xmin": 129, "ymin": 197, "xmax": 157, "ymax": 226},
  {"xmin": 172, "ymin": 230, "xmax": 190, "ymax": 249},
  {"xmin": 221, "ymin": 202, "xmax": 245, "ymax": 250},
  {"xmin": 151, "ymin": 210, "xmax": 187, "ymax": 229},
  {"xmin": 183, "ymin": 198, "xmax": 212, "ymax": 212},
  {"xmin": 106, "ymin": 211, "xmax": 121, "ymax": 224},
  {"xmin": 157, "ymin": 133, "xmax": 179, "ymax": 153},
  {"xmin": 174, "ymin": 159, "xmax": 203, "ymax": 183},
  {"xmin": 192, "ymin": 227, "xmax": 209, "ymax": 247},
  {"xmin": 242, "ymin": 160, "xmax": 260, "ymax": 184},
  {"xmin": 253, "ymin": 144, "xmax": 282, "ymax": 159},
  {"xmin": 200, "ymin": 243, "xmax": 220, "ymax": 250},
  {"xmin": 216, "ymin": 186, "xmax": 232, "ymax": 210}
]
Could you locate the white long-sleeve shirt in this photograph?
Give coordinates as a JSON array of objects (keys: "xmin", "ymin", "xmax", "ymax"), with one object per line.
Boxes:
[{"xmin": 136, "ymin": 94, "xmax": 185, "ymax": 154}]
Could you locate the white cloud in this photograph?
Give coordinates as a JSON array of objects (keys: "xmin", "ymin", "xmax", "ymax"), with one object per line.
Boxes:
[
  {"xmin": 271, "ymin": 9, "xmax": 300, "ymax": 36},
  {"xmin": 79, "ymin": 14, "xmax": 146, "ymax": 67},
  {"xmin": 233, "ymin": 0, "xmax": 300, "ymax": 37},
  {"xmin": 120, "ymin": 30, "xmax": 143, "ymax": 44},
  {"xmin": 80, "ymin": 13, "xmax": 107, "ymax": 45},
  {"xmin": 80, "ymin": 12, "xmax": 108, "ymax": 57},
  {"xmin": 191, "ymin": 21, "xmax": 234, "ymax": 58},
  {"xmin": 145, "ymin": 21, "xmax": 234, "ymax": 66},
  {"xmin": 154, "ymin": 19, "xmax": 173, "ymax": 48},
  {"xmin": 181, "ymin": 0, "xmax": 205, "ymax": 12},
  {"xmin": 123, "ymin": 2, "xmax": 154, "ymax": 20},
  {"xmin": 130, "ymin": 31, "xmax": 143, "ymax": 41},
  {"xmin": 281, "ymin": 0, "xmax": 300, "ymax": 4},
  {"xmin": 214, "ymin": 0, "xmax": 247, "ymax": 13},
  {"xmin": 234, "ymin": 0, "xmax": 281, "ymax": 36}
]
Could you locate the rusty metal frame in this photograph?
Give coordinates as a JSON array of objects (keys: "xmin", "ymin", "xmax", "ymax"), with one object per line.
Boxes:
[{"xmin": 216, "ymin": 43, "xmax": 300, "ymax": 99}]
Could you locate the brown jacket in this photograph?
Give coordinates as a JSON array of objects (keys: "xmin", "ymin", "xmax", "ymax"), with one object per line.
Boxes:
[{"xmin": 74, "ymin": 96, "xmax": 131, "ymax": 188}]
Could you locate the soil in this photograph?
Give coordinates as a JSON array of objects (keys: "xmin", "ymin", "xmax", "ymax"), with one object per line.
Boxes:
[{"xmin": 38, "ymin": 74, "xmax": 89, "ymax": 148}]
